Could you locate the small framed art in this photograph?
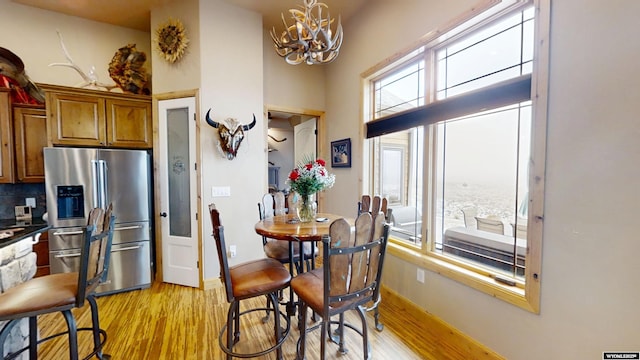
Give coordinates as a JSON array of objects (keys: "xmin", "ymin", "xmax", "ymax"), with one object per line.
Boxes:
[{"xmin": 331, "ymin": 138, "xmax": 351, "ymax": 168}]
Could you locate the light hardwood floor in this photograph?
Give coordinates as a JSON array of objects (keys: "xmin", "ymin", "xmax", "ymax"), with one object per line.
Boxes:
[{"xmin": 33, "ymin": 280, "xmax": 489, "ymax": 359}]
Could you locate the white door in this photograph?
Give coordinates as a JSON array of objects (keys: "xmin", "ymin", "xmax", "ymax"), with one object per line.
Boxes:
[
  {"xmin": 294, "ymin": 118, "xmax": 317, "ymax": 165},
  {"xmin": 158, "ymin": 97, "xmax": 199, "ymax": 287}
]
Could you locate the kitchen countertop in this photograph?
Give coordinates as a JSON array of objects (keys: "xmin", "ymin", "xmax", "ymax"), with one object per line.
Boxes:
[{"xmin": 0, "ymin": 219, "xmax": 49, "ymax": 249}]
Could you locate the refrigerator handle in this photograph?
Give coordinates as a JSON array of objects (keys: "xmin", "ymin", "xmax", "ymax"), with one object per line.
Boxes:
[
  {"xmin": 91, "ymin": 159, "xmax": 99, "ymax": 208},
  {"xmin": 98, "ymin": 159, "xmax": 108, "ymax": 209}
]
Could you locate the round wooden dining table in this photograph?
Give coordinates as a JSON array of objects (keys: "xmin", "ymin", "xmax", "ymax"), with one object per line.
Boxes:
[
  {"xmin": 254, "ymin": 212, "xmax": 344, "ymax": 242},
  {"xmin": 254, "ymin": 212, "xmax": 347, "ymax": 317}
]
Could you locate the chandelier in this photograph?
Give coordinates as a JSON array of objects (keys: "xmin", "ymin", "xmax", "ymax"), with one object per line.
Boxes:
[{"xmin": 270, "ymin": 0, "xmax": 343, "ymax": 65}]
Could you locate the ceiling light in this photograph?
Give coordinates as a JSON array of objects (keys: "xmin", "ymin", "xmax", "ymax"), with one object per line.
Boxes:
[{"xmin": 270, "ymin": 0, "xmax": 343, "ymax": 65}]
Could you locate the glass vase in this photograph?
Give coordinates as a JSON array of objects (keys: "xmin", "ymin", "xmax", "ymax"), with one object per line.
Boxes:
[{"xmin": 296, "ymin": 194, "xmax": 317, "ymax": 222}]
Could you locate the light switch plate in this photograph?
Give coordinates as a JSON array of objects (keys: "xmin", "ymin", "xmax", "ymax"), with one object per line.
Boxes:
[
  {"xmin": 25, "ymin": 197, "xmax": 36, "ymax": 208},
  {"xmin": 212, "ymin": 186, "xmax": 231, "ymax": 197}
]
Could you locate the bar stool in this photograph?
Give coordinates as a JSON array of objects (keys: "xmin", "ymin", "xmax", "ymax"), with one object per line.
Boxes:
[
  {"xmin": 0, "ymin": 207, "xmax": 115, "ymax": 360},
  {"xmin": 291, "ymin": 212, "xmax": 390, "ymax": 360},
  {"xmin": 209, "ymin": 203, "xmax": 291, "ymax": 360},
  {"xmin": 357, "ymin": 194, "xmax": 389, "ymax": 331}
]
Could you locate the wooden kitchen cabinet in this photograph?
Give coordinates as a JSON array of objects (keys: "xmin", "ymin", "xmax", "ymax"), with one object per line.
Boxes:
[
  {"xmin": 0, "ymin": 88, "xmax": 14, "ymax": 183},
  {"xmin": 42, "ymin": 84, "xmax": 152, "ymax": 149},
  {"xmin": 33, "ymin": 231, "xmax": 50, "ymax": 277},
  {"xmin": 106, "ymin": 97, "xmax": 153, "ymax": 148},
  {"xmin": 13, "ymin": 105, "xmax": 46, "ymax": 182}
]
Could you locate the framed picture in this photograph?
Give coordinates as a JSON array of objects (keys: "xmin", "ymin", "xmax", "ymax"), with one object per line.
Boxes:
[{"xmin": 331, "ymin": 138, "xmax": 351, "ymax": 168}]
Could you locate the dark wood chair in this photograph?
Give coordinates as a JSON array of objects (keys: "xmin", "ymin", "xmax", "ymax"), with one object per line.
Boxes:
[
  {"xmin": 0, "ymin": 206, "xmax": 115, "ymax": 360},
  {"xmin": 357, "ymin": 194, "xmax": 389, "ymax": 331},
  {"xmin": 209, "ymin": 203, "xmax": 291, "ymax": 360},
  {"xmin": 291, "ymin": 212, "xmax": 390, "ymax": 359},
  {"xmin": 258, "ymin": 192, "xmax": 317, "ymax": 274}
]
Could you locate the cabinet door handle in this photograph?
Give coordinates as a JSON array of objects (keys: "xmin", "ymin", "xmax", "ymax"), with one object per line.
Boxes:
[
  {"xmin": 115, "ymin": 225, "xmax": 143, "ymax": 231},
  {"xmin": 53, "ymin": 230, "xmax": 84, "ymax": 236}
]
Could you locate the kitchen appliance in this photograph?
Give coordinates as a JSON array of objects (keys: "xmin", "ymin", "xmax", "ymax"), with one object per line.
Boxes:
[
  {"xmin": 14, "ymin": 205, "xmax": 31, "ymax": 221},
  {"xmin": 44, "ymin": 147, "xmax": 153, "ymax": 295}
]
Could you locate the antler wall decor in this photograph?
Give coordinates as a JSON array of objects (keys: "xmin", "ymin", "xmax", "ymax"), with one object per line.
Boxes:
[{"xmin": 49, "ymin": 30, "xmax": 118, "ymax": 91}]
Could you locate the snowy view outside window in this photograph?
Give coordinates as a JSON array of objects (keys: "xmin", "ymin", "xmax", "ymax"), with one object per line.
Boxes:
[{"xmin": 370, "ymin": 7, "xmax": 534, "ymax": 279}]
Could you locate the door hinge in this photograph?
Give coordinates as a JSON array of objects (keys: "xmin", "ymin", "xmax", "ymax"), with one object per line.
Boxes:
[
  {"xmin": 197, "ymin": 260, "xmax": 199, "ymax": 269},
  {"xmin": 194, "ymin": 163, "xmax": 197, "ymax": 171},
  {"xmin": 195, "ymin": 212, "xmax": 198, "ymax": 220},
  {"xmin": 193, "ymin": 113, "xmax": 196, "ymax": 121}
]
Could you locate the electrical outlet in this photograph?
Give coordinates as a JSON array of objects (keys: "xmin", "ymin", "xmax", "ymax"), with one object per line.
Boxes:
[
  {"xmin": 416, "ymin": 268, "xmax": 425, "ymax": 283},
  {"xmin": 229, "ymin": 245, "xmax": 237, "ymax": 258}
]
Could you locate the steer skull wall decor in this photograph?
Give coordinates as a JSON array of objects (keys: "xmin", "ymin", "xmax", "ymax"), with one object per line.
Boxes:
[{"xmin": 205, "ymin": 109, "xmax": 257, "ymax": 160}]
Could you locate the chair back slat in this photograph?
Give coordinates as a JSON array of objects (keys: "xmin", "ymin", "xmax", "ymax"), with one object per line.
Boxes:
[
  {"xmin": 358, "ymin": 195, "xmax": 371, "ymax": 216},
  {"xmin": 262, "ymin": 194, "xmax": 275, "ymax": 218},
  {"xmin": 380, "ymin": 197, "xmax": 388, "ymax": 220},
  {"xmin": 209, "ymin": 203, "xmax": 234, "ymax": 303},
  {"xmin": 327, "ymin": 218, "xmax": 353, "ymax": 300},
  {"xmin": 77, "ymin": 207, "xmax": 115, "ymax": 307},
  {"xmin": 371, "ymin": 196, "xmax": 381, "ymax": 216},
  {"xmin": 274, "ymin": 192, "xmax": 286, "ymax": 215},
  {"xmin": 365, "ymin": 213, "xmax": 386, "ymax": 289},
  {"xmin": 348, "ymin": 213, "xmax": 373, "ymax": 294}
]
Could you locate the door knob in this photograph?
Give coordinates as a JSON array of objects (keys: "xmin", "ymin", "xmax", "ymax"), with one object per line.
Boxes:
[{"xmin": 160, "ymin": 212, "xmax": 168, "ymax": 217}]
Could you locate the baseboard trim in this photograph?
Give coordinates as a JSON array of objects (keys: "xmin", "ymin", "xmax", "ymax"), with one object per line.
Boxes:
[
  {"xmin": 379, "ymin": 285, "xmax": 505, "ymax": 360},
  {"xmin": 202, "ymin": 277, "xmax": 222, "ymax": 290}
]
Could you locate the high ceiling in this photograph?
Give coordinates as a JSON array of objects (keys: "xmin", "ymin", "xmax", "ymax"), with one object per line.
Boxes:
[{"xmin": 12, "ymin": 0, "xmax": 367, "ymax": 32}]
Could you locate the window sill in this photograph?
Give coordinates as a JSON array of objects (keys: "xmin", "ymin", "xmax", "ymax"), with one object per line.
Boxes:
[{"xmin": 386, "ymin": 240, "xmax": 538, "ymax": 313}]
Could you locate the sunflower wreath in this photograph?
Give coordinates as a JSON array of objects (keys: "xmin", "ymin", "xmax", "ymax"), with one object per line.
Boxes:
[{"xmin": 155, "ymin": 17, "xmax": 189, "ymax": 64}]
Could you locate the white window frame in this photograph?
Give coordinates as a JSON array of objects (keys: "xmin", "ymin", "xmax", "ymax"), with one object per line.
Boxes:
[{"xmin": 361, "ymin": 0, "xmax": 549, "ymax": 313}]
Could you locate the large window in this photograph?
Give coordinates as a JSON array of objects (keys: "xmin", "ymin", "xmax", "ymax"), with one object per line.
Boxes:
[{"xmin": 364, "ymin": 0, "xmax": 547, "ymax": 312}]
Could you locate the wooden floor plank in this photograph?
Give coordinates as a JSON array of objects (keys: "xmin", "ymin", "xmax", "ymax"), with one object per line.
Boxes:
[{"xmin": 29, "ymin": 279, "xmax": 500, "ymax": 359}]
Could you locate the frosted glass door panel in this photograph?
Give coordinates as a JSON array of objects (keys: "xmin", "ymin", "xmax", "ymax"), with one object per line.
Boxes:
[{"xmin": 167, "ymin": 107, "xmax": 191, "ymax": 237}]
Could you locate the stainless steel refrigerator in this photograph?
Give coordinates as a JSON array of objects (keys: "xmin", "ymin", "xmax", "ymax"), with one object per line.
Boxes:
[{"xmin": 44, "ymin": 147, "xmax": 153, "ymax": 295}]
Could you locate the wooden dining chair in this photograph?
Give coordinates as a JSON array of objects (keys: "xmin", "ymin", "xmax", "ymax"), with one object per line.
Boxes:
[
  {"xmin": 356, "ymin": 194, "xmax": 389, "ymax": 331},
  {"xmin": 0, "ymin": 206, "xmax": 115, "ymax": 360},
  {"xmin": 257, "ymin": 192, "xmax": 316, "ymax": 274},
  {"xmin": 209, "ymin": 203, "xmax": 291, "ymax": 360},
  {"xmin": 291, "ymin": 212, "xmax": 390, "ymax": 359}
]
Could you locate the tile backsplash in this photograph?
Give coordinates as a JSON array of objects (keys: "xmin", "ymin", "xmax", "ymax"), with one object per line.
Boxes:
[{"xmin": 0, "ymin": 183, "xmax": 46, "ymax": 220}]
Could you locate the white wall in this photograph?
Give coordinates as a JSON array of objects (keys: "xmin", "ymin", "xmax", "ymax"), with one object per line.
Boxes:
[
  {"xmin": 150, "ymin": 0, "xmax": 201, "ymax": 93},
  {"xmin": 263, "ymin": 32, "xmax": 326, "ymax": 110},
  {"xmin": 198, "ymin": 0, "xmax": 265, "ymax": 279},
  {"xmin": 0, "ymin": 0, "xmax": 150, "ymax": 90},
  {"xmin": 323, "ymin": 0, "xmax": 640, "ymax": 359}
]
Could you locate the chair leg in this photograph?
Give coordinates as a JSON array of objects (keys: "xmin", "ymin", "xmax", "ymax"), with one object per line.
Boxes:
[
  {"xmin": 263, "ymin": 295, "xmax": 272, "ymax": 323},
  {"xmin": 88, "ymin": 295, "xmax": 111, "ymax": 359},
  {"xmin": 337, "ymin": 313, "xmax": 347, "ymax": 354},
  {"xmin": 29, "ymin": 316, "xmax": 38, "ymax": 359},
  {"xmin": 355, "ymin": 307, "xmax": 371, "ymax": 360},
  {"xmin": 373, "ymin": 303, "xmax": 384, "ymax": 331},
  {"xmin": 297, "ymin": 303, "xmax": 308, "ymax": 360},
  {"xmin": 225, "ymin": 301, "xmax": 238, "ymax": 360},
  {"xmin": 233, "ymin": 302, "xmax": 241, "ymax": 345},
  {"xmin": 61, "ymin": 309, "xmax": 79, "ymax": 360},
  {"xmin": 270, "ymin": 292, "xmax": 284, "ymax": 360},
  {"xmin": 320, "ymin": 313, "xmax": 327, "ymax": 360}
]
